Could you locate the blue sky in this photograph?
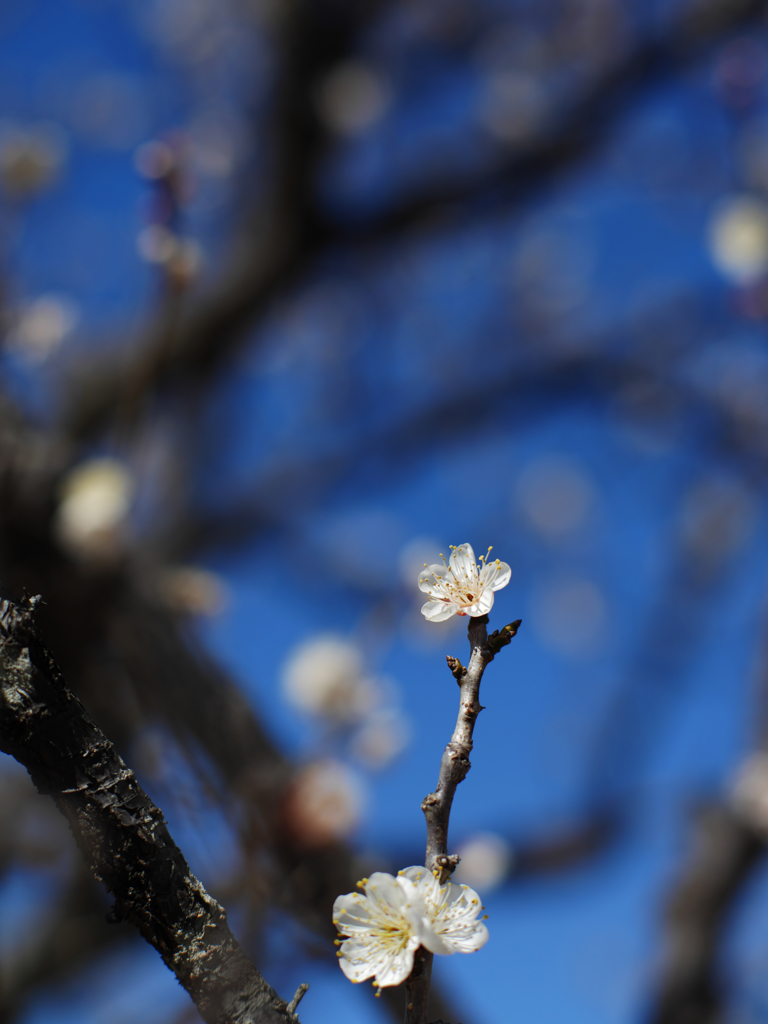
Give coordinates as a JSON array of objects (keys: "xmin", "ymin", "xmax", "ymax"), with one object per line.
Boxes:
[{"xmin": 4, "ymin": 1, "xmax": 768, "ymax": 1023}]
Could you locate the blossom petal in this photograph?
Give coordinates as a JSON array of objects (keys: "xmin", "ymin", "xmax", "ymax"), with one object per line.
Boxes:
[
  {"xmin": 437, "ymin": 917, "xmax": 489, "ymax": 954},
  {"xmin": 399, "ymin": 866, "xmax": 439, "ymax": 898},
  {"xmin": 375, "ymin": 941, "xmax": 419, "ymax": 987},
  {"xmin": 449, "ymin": 543, "xmax": 477, "ymax": 580},
  {"xmin": 339, "ymin": 951, "xmax": 375, "ymax": 983},
  {"xmin": 421, "ymin": 599, "xmax": 458, "ymax": 622},
  {"xmin": 335, "ymin": 864, "xmax": 489, "ymax": 989},
  {"xmin": 333, "ymin": 899, "xmax": 380, "ymax": 935},
  {"xmin": 417, "ymin": 924, "xmax": 458, "ymax": 956},
  {"xmin": 489, "ymin": 560, "xmax": 511, "ymax": 592},
  {"xmin": 334, "ymin": 869, "xmax": 430, "ymax": 988},
  {"xmin": 478, "ymin": 562, "xmax": 496, "ymax": 587},
  {"xmin": 404, "ymin": 870, "xmax": 489, "ymax": 955},
  {"xmin": 340, "ymin": 929, "xmax": 419, "ymax": 988},
  {"xmin": 418, "ymin": 564, "xmax": 451, "ymax": 595},
  {"xmin": 363, "ymin": 872, "xmax": 409, "ymax": 912},
  {"xmin": 466, "ymin": 589, "xmax": 495, "ymax": 617},
  {"xmin": 444, "ymin": 880, "xmax": 483, "ymax": 908},
  {"xmin": 430, "ymin": 882, "xmax": 489, "ymax": 953},
  {"xmin": 399, "ymin": 866, "xmax": 431, "ymax": 882},
  {"xmin": 333, "ymin": 892, "xmax": 370, "ymax": 918},
  {"xmin": 478, "ymin": 560, "xmax": 501, "ymax": 587},
  {"xmin": 341, "ymin": 934, "xmax": 407, "ymax": 974},
  {"xmin": 478, "ymin": 559, "xmax": 511, "ymax": 591}
]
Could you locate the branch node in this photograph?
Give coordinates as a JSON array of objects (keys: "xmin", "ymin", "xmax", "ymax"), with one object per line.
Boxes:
[
  {"xmin": 485, "ymin": 618, "xmax": 522, "ymax": 660},
  {"xmin": 422, "ymin": 792, "xmax": 439, "ymax": 811},
  {"xmin": 433, "ymin": 854, "xmax": 461, "ymax": 885},
  {"xmin": 446, "ymin": 655, "xmax": 466, "ymax": 683},
  {"xmin": 286, "ymin": 982, "xmax": 309, "ymax": 1015}
]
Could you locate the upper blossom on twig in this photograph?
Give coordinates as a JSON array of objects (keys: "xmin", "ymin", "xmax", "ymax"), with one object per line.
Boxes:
[
  {"xmin": 333, "ymin": 867, "xmax": 488, "ymax": 989},
  {"xmin": 418, "ymin": 543, "xmax": 511, "ymax": 621}
]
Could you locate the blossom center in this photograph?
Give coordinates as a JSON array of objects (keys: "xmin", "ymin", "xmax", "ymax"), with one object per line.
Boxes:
[
  {"xmin": 440, "ymin": 577, "xmax": 477, "ymax": 607},
  {"xmin": 424, "ymin": 562, "xmax": 483, "ymax": 608}
]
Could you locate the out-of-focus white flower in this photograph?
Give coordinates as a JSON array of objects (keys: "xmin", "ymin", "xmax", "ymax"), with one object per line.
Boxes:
[
  {"xmin": 0, "ymin": 122, "xmax": 67, "ymax": 198},
  {"xmin": 285, "ymin": 760, "xmax": 365, "ymax": 848},
  {"xmin": 137, "ymin": 222, "xmax": 202, "ymax": 281},
  {"xmin": 419, "ymin": 543, "xmax": 511, "ymax": 621},
  {"xmin": 5, "ymin": 295, "xmax": 78, "ymax": 363},
  {"xmin": 137, "ymin": 224, "xmax": 177, "ymax": 263},
  {"xmin": 454, "ymin": 833, "xmax": 512, "ymax": 891},
  {"xmin": 281, "ymin": 635, "xmax": 378, "ymax": 722},
  {"xmin": 351, "ymin": 709, "xmax": 410, "ymax": 770},
  {"xmin": 55, "ymin": 458, "xmax": 134, "ymax": 561},
  {"xmin": 158, "ymin": 566, "xmax": 227, "ymax": 616},
  {"xmin": 709, "ymin": 195, "xmax": 768, "ymax": 284},
  {"xmin": 515, "ymin": 456, "xmax": 595, "ymax": 538},
  {"xmin": 334, "ymin": 866, "xmax": 488, "ymax": 989},
  {"xmin": 134, "ymin": 140, "xmax": 176, "ymax": 179}
]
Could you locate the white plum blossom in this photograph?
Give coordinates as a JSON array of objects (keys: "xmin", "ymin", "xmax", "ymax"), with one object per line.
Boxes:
[
  {"xmin": 455, "ymin": 833, "xmax": 513, "ymax": 891},
  {"xmin": 55, "ymin": 458, "xmax": 134, "ymax": 562},
  {"xmin": 285, "ymin": 760, "xmax": 365, "ymax": 847},
  {"xmin": 333, "ymin": 866, "xmax": 488, "ymax": 989},
  {"xmin": 281, "ymin": 635, "xmax": 379, "ymax": 722},
  {"xmin": 400, "ymin": 866, "xmax": 489, "ymax": 955},
  {"xmin": 419, "ymin": 543, "xmax": 511, "ymax": 622}
]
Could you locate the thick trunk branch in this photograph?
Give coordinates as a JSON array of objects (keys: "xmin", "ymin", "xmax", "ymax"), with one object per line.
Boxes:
[
  {"xmin": 404, "ymin": 615, "xmax": 521, "ymax": 1024},
  {"xmin": 0, "ymin": 595, "xmax": 303, "ymax": 1024}
]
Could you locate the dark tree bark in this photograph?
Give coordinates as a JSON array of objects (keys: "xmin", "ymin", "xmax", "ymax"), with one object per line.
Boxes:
[{"xmin": 0, "ymin": 595, "xmax": 305, "ymax": 1024}]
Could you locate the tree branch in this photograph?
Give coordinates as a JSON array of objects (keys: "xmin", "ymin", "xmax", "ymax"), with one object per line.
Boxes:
[
  {"xmin": 60, "ymin": 0, "xmax": 765, "ymax": 446},
  {"xmin": 649, "ymin": 803, "xmax": 765, "ymax": 1024},
  {"xmin": 346, "ymin": 0, "xmax": 767, "ymax": 241},
  {"xmin": 0, "ymin": 595, "xmax": 304, "ymax": 1024},
  {"xmin": 0, "ymin": 394, "xmax": 463, "ymax": 1024},
  {"xmin": 61, "ymin": 0, "xmax": 390, "ymax": 443},
  {"xmin": 404, "ymin": 615, "xmax": 521, "ymax": 1024}
]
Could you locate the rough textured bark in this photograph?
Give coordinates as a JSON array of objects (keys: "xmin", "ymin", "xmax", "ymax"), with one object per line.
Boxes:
[
  {"xmin": 0, "ymin": 595, "xmax": 304, "ymax": 1024},
  {"xmin": 404, "ymin": 615, "xmax": 521, "ymax": 1024},
  {"xmin": 0, "ymin": 404, "xmax": 461, "ymax": 1024}
]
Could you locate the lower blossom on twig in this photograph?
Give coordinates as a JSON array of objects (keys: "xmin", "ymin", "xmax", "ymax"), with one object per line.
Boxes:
[{"xmin": 333, "ymin": 866, "xmax": 488, "ymax": 989}]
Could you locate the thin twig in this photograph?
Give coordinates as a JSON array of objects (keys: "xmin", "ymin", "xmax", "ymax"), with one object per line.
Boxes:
[
  {"xmin": 404, "ymin": 614, "xmax": 521, "ymax": 1024},
  {"xmin": 286, "ymin": 983, "xmax": 310, "ymax": 1014}
]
